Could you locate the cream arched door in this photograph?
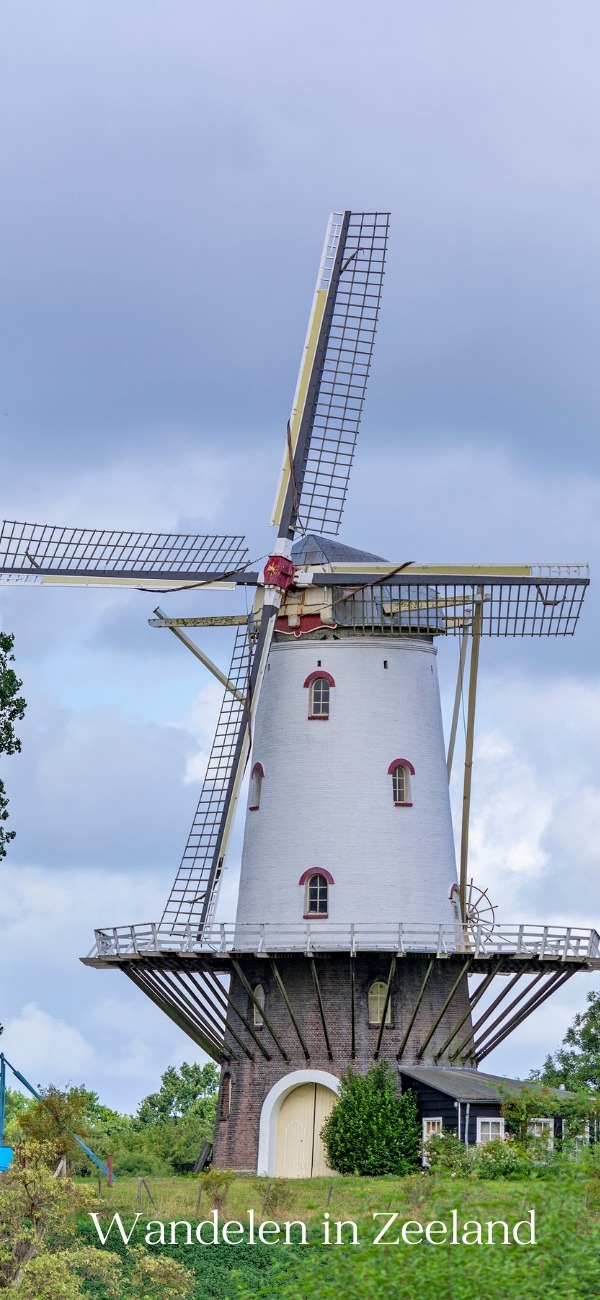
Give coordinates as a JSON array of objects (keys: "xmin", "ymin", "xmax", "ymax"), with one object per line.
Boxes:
[{"xmin": 275, "ymin": 1082, "xmax": 337, "ymax": 1178}]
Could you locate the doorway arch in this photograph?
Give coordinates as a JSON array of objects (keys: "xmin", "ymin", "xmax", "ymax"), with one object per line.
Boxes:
[{"xmin": 257, "ymin": 1069, "xmax": 340, "ymax": 1176}]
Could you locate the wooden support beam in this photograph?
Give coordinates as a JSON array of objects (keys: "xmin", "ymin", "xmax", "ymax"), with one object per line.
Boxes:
[
  {"xmin": 459, "ymin": 598, "xmax": 482, "ymax": 918},
  {"xmin": 271, "ymin": 961, "xmax": 310, "ymax": 1059},
  {"xmin": 310, "ymin": 959, "xmax": 333, "ymax": 1060},
  {"xmin": 374, "ymin": 957, "xmax": 397, "ymax": 1059},
  {"xmin": 396, "ymin": 958, "xmax": 435, "ymax": 1060},
  {"xmin": 141, "ymin": 968, "xmax": 232, "ymax": 1060},
  {"xmin": 449, "ymin": 961, "xmax": 537, "ymax": 1061},
  {"xmin": 416, "ymin": 959, "xmax": 472, "ymax": 1060},
  {"xmin": 149, "ymin": 615, "xmax": 249, "ymax": 628},
  {"xmin": 230, "ymin": 959, "xmax": 289, "ymax": 1060},
  {"xmin": 169, "ymin": 969, "xmax": 253, "ymax": 1061},
  {"xmin": 153, "ymin": 606, "xmax": 246, "ymax": 701},
  {"xmin": 200, "ymin": 965, "xmax": 272, "ymax": 1061},
  {"xmin": 462, "ymin": 970, "xmax": 546, "ymax": 1060},
  {"xmin": 433, "ymin": 963, "xmax": 498, "ymax": 1061},
  {"xmin": 446, "ymin": 632, "xmax": 469, "ymax": 781},
  {"xmin": 350, "ymin": 958, "xmax": 356, "ymax": 1059},
  {"xmin": 123, "ymin": 967, "xmax": 226, "ymax": 1065},
  {"xmin": 475, "ymin": 969, "xmax": 575, "ymax": 1061}
]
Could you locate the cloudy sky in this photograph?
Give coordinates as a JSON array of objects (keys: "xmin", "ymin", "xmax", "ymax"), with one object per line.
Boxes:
[{"xmin": 1, "ymin": 0, "xmax": 600, "ymax": 1112}]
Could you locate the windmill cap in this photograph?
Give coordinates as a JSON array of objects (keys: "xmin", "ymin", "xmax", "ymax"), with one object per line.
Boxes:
[{"xmin": 291, "ymin": 534, "xmax": 388, "ymax": 567}]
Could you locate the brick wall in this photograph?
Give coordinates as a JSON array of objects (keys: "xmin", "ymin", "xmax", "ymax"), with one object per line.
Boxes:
[{"xmin": 212, "ymin": 953, "xmax": 473, "ymax": 1170}]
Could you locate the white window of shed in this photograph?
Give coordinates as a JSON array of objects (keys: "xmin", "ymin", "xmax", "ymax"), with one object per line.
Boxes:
[
  {"xmin": 477, "ymin": 1117, "xmax": 505, "ymax": 1144},
  {"xmin": 368, "ymin": 980, "xmax": 392, "ymax": 1026}
]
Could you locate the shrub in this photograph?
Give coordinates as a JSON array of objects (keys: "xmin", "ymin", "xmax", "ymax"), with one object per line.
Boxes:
[{"xmin": 320, "ymin": 1062, "xmax": 420, "ymax": 1176}]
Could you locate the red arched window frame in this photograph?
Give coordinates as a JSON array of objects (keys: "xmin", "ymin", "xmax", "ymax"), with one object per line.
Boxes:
[
  {"xmin": 249, "ymin": 761, "xmax": 264, "ymax": 811},
  {"xmin": 299, "ymin": 868, "xmax": 334, "ymax": 919},
  {"xmin": 387, "ymin": 758, "xmax": 415, "ymax": 806},
  {"xmin": 303, "ymin": 670, "xmax": 335, "ymax": 720}
]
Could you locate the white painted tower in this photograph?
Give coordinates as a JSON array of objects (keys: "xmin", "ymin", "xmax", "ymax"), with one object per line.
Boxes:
[{"xmin": 237, "ymin": 624, "xmax": 457, "ymax": 933}]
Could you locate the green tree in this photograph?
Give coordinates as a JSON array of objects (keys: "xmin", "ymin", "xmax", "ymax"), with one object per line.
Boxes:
[
  {"xmin": 0, "ymin": 630, "xmax": 26, "ymax": 857},
  {"xmin": 0, "ymin": 1140, "xmax": 195, "ymax": 1297},
  {"xmin": 135, "ymin": 1061, "xmax": 219, "ymax": 1173},
  {"xmin": 136, "ymin": 1060, "xmax": 219, "ymax": 1123},
  {"xmin": 18, "ymin": 1085, "xmax": 91, "ymax": 1163},
  {"xmin": 321, "ymin": 1061, "xmax": 421, "ymax": 1176},
  {"xmin": 531, "ymin": 991, "xmax": 600, "ymax": 1092}
]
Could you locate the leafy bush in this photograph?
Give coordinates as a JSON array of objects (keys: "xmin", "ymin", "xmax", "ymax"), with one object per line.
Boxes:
[
  {"xmin": 320, "ymin": 1062, "xmax": 420, "ymax": 1176},
  {"xmin": 425, "ymin": 1131, "xmax": 471, "ymax": 1174}
]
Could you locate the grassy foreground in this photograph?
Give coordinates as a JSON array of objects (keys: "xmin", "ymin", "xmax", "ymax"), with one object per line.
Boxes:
[{"xmin": 76, "ymin": 1170, "xmax": 600, "ymax": 1299}]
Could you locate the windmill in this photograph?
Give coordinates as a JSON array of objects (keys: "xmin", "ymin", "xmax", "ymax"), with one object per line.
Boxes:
[{"xmin": 1, "ymin": 210, "xmax": 597, "ymax": 1177}]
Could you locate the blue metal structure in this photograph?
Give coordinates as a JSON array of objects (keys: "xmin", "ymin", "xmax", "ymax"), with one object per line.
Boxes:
[{"xmin": 0, "ymin": 1052, "xmax": 113, "ymax": 1177}]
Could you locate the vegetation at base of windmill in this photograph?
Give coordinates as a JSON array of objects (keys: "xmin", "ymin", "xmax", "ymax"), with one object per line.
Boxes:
[
  {"xmin": 320, "ymin": 1061, "xmax": 421, "ymax": 1176},
  {"xmin": 0, "ymin": 1139, "xmax": 96, "ymax": 1288},
  {"xmin": 0, "ymin": 630, "xmax": 26, "ymax": 858},
  {"xmin": 17, "ymin": 1084, "xmax": 93, "ymax": 1163},
  {"xmin": 529, "ymin": 990, "xmax": 600, "ymax": 1093},
  {"xmin": 231, "ymin": 1175, "xmax": 600, "ymax": 1300},
  {"xmin": 0, "ymin": 1140, "xmax": 197, "ymax": 1298},
  {"xmin": 198, "ymin": 1167, "xmax": 236, "ymax": 1213},
  {"xmin": 500, "ymin": 1081, "xmax": 600, "ymax": 1146}
]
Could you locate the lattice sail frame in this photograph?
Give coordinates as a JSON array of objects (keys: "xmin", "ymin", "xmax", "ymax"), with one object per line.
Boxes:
[
  {"xmin": 271, "ymin": 210, "xmax": 389, "ymax": 538},
  {"xmin": 161, "ymin": 624, "xmax": 257, "ymax": 934},
  {"xmin": 0, "ymin": 520, "xmax": 248, "ymax": 585}
]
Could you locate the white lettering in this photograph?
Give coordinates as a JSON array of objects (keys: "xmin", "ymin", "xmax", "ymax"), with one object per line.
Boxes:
[
  {"xmin": 258, "ymin": 1219, "xmax": 280, "ymax": 1244},
  {"xmin": 247, "ymin": 1209, "xmax": 255, "ymax": 1244},
  {"xmin": 486, "ymin": 1220, "xmax": 509, "ymax": 1245},
  {"xmin": 284, "ymin": 1220, "xmax": 307, "ymax": 1245},
  {"xmin": 145, "ymin": 1221, "xmax": 165, "ymax": 1246},
  {"xmin": 462, "ymin": 1221, "xmax": 482, "ymax": 1245},
  {"xmin": 372, "ymin": 1213, "xmax": 399, "ymax": 1245},
  {"xmin": 196, "ymin": 1211, "xmax": 219, "ymax": 1245},
  {"xmin": 425, "ymin": 1220, "xmax": 447, "ymax": 1245},
  {"xmin": 401, "ymin": 1220, "xmax": 423, "ymax": 1245},
  {"xmin": 169, "ymin": 1220, "xmax": 192, "ymax": 1245},
  {"xmin": 222, "ymin": 1220, "xmax": 244, "ymax": 1244},
  {"xmin": 88, "ymin": 1213, "xmax": 141, "ymax": 1246},
  {"xmin": 335, "ymin": 1219, "xmax": 358, "ymax": 1245},
  {"xmin": 513, "ymin": 1211, "xmax": 536, "ymax": 1245},
  {"xmin": 323, "ymin": 1212, "xmax": 330, "ymax": 1245}
]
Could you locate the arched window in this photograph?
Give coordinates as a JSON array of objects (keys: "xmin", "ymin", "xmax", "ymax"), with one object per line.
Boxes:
[
  {"xmin": 220, "ymin": 1072, "xmax": 232, "ymax": 1120},
  {"xmin": 388, "ymin": 758, "xmax": 415, "ymax": 806},
  {"xmin": 304, "ymin": 670, "xmax": 335, "ymax": 720},
  {"xmin": 299, "ymin": 868, "xmax": 334, "ymax": 918},
  {"xmin": 253, "ymin": 983, "xmax": 265, "ymax": 1027},
  {"xmin": 249, "ymin": 762, "xmax": 264, "ymax": 811},
  {"xmin": 368, "ymin": 980, "xmax": 392, "ymax": 1026}
]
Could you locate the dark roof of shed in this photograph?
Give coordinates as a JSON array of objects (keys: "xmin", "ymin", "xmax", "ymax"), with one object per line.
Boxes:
[{"xmin": 400, "ymin": 1067, "xmax": 568, "ymax": 1103}]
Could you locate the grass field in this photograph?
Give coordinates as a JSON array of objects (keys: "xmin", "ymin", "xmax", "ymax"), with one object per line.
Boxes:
[{"xmin": 75, "ymin": 1167, "xmax": 600, "ymax": 1299}]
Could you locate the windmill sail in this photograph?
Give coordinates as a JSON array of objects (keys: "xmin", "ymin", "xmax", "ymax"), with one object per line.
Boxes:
[
  {"xmin": 0, "ymin": 520, "xmax": 249, "ymax": 587},
  {"xmin": 161, "ymin": 623, "xmax": 256, "ymax": 936},
  {"xmin": 271, "ymin": 210, "xmax": 389, "ymax": 540}
]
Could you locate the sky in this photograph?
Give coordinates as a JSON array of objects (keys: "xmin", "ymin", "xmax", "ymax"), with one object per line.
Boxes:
[{"xmin": 1, "ymin": 0, "xmax": 600, "ymax": 1113}]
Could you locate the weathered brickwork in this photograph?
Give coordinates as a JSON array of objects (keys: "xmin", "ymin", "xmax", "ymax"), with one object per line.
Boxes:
[{"xmin": 212, "ymin": 954, "xmax": 473, "ymax": 1171}]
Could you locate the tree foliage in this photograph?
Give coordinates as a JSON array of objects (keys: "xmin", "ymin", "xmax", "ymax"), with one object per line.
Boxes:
[
  {"xmin": 530, "ymin": 991, "xmax": 600, "ymax": 1093},
  {"xmin": 0, "ymin": 1140, "xmax": 196, "ymax": 1297},
  {"xmin": 18, "ymin": 1085, "xmax": 91, "ymax": 1163},
  {"xmin": 320, "ymin": 1061, "xmax": 421, "ymax": 1176},
  {"xmin": 136, "ymin": 1060, "xmax": 219, "ymax": 1124},
  {"xmin": 0, "ymin": 630, "xmax": 26, "ymax": 857}
]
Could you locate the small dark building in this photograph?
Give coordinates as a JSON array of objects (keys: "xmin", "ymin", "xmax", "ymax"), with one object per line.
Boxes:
[{"xmin": 400, "ymin": 1067, "xmax": 562, "ymax": 1149}]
